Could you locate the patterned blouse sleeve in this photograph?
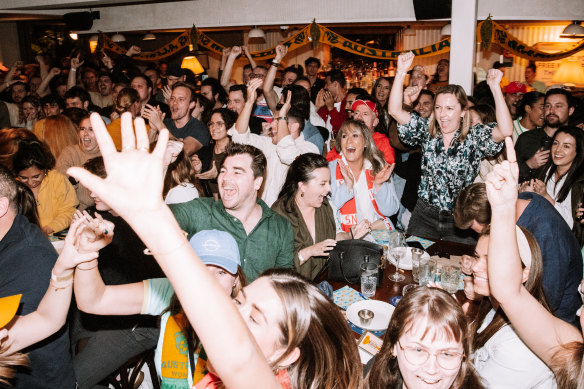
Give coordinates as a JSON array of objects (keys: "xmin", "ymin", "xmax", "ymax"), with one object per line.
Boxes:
[
  {"xmin": 473, "ymin": 122, "xmax": 504, "ymax": 157},
  {"xmin": 397, "ymin": 112, "xmax": 428, "ymax": 148}
]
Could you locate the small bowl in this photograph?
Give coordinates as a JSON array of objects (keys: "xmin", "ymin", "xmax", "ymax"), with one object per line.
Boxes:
[{"xmin": 358, "ymin": 309, "xmax": 375, "ymax": 326}]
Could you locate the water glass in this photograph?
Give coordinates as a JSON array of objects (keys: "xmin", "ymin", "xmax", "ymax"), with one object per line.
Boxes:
[
  {"xmin": 360, "ymin": 262, "xmax": 378, "ymax": 298},
  {"xmin": 418, "ymin": 259, "xmax": 437, "ymax": 287},
  {"xmin": 441, "ymin": 265, "xmax": 462, "ymax": 294},
  {"xmin": 411, "ymin": 248, "xmax": 424, "ymax": 283}
]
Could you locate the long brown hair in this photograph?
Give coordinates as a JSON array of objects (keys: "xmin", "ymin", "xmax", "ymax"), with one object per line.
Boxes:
[
  {"xmin": 0, "ymin": 342, "xmax": 28, "ymax": 386},
  {"xmin": 335, "ymin": 120, "xmax": 386, "ymax": 175},
  {"xmin": 368, "ymin": 287, "xmax": 483, "ymax": 389},
  {"xmin": 470, "ymin": 226, "xmax": 550, "ymax": 350},
  {"xmin": 162, "ymin": 146, "xmax": 203, "ymax": 199},
  {"xmin": 428, "ymin": 85, "xmax": 472, "ymax": 142},
  {"xmin": 42, "ymin": 114, "xmax": 79, "ymax": 160},
  {"xmin": 261, "ymin": 269, "xmax": 362, "ymax": 389},
  {"xmin": 550, "ymin": 341, "xmax": 584, "ymax": 389},
  {"xmin": 0, "ymin": 128, "xmax": 39, "ymax": 172}
]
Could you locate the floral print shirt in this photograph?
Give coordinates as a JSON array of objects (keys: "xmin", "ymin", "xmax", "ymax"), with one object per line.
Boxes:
[{"xmin": 398, "ymin": 112, "xmax": 503, "ymax": 212}]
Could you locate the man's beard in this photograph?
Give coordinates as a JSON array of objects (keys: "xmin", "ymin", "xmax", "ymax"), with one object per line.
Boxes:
[{"xmin": 545, "ymin": 114, "xmax": 562, "ymax": 128}]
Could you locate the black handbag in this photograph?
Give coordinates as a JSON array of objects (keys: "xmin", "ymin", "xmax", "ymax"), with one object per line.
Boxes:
[{"xmin": 327, "ymin": 239, "xmax": 384, "ymax": 285}]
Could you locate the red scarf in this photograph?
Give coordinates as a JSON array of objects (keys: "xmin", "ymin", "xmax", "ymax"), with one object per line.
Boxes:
[{"xmin": 335, "ymin": 158, "xmax": 390, "ymax": 232}]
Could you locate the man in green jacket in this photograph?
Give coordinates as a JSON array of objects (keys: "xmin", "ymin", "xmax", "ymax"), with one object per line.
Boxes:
[{"xmin": 170, "ymin": 143, "xmax": 294, "ymax": 281}]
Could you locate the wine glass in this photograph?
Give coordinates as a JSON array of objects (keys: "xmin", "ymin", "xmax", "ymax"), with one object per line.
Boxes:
[{"xmin": 388, "ymin": 231, "xmax": 406, "ymax": 282}]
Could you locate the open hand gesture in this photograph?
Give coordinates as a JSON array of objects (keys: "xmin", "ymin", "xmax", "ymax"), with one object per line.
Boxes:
[
  {"xmin": 338, "ymin": 160, "xmax": 355, "ymax": 191},
  {"xmin": 73, "ymin": 210, "xmax": 115, "ymax": 254},
  {"xmin": 373, "ymin": 163, "xmax": 394, "ymax": 190}
]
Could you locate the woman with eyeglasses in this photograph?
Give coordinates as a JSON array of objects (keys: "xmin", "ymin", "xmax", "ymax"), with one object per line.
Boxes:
[
  {"xmin": 367, "ymin": 287, "xmax": 483, "ymax": 389},
  {"xmin": 193, "ymin": 108, "xmax": 237, "ymax": 199},
  {"xmin": 462, "ymin": 225, "xmax": 555, "ymax": 387}
]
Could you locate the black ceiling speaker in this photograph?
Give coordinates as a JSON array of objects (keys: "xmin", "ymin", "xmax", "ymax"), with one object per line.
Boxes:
[
  {"xmin": 63, "ymin": 11, "xmax": 100, "ymax": 31},
  {"xmin": 413, "ymin": 0, "xmax": 452, "ymax": 20}
]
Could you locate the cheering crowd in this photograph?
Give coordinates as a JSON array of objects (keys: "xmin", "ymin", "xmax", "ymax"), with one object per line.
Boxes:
[{"xmin": 0, "ymin": 40, "xmax": 583, "ymax": 389}]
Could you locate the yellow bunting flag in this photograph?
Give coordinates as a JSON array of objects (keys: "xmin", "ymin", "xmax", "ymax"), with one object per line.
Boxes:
[{"xmin": 477, "ymin": 20, "xmax": 584, "ymax": 62}]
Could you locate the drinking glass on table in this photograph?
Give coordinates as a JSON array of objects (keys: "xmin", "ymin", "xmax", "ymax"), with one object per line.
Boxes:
[
  {"xmin": 411, "ymin": 248, "xmax": 424, "ymax": 283},
  {"xmin": 360, "ymin": 262, "xmax": 378, "ymax": 298},
  {"xmin": 418, "ymin": 259, "xmax": 437, "ymax": 286},
  {"xmin": 389, "ymin": 246, "xmax": 407, "ymax": 282},
  {"xmin": 441, "ymin": 265, "xmax": 462, "ymax": 294}
]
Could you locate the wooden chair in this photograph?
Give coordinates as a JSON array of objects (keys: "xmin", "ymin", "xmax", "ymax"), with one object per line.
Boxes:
[{"xmin": 106, "ymin": 348, "xmax": 160, "ymax": 389}]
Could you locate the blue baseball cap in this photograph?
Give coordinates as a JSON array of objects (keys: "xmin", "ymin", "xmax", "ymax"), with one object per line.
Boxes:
[{"xmin": 189, "ymin": 230, "xmax": 240, "ymax": 274}]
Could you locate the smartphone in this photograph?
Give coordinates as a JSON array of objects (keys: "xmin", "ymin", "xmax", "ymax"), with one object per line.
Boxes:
[
  {"xmin": 541, "ymin": 138, "xmax": 552, "ymax": 150},
  {"xmin": 406, "ymin": 241, "xmax": 425, "ymax": 250}
]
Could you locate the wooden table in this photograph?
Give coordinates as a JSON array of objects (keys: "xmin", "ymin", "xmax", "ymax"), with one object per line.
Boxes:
[{"xmin": 320, "ymin": 238, "xmax": 474, "ymax": 305}]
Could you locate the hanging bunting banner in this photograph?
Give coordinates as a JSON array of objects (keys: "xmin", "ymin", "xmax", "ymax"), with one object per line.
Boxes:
[
  {"xmin": 99, "ymin": 20, "xmax": 583, "ymax": 64},
  {"xmin": 477, "ymin": 20, "xmax": 584, "ymax": 62},
  {"xmin": 318, "ymin": 24, "xmax": 450, "ymax": 59},
  {"xmin": 100, "ymin": 23, "xmax": 450, "ymax": 62}
]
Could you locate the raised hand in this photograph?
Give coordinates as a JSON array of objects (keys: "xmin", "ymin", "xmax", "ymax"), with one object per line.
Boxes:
[
  {"xmin": 373, "ymin": 163, "xmax": 394, "ymax": 190},
  {"xmin": 315, "ymin": 89, "xmax": 326, "ymax": 111},
  {"xmin": 49, "ymin": 67, "xmax": 61, "ymax": 77},
  {"xmin": 246, "ymin": 78, "xmax": 262, "ymax": 103},
  {"xmin": 323, "ymin": 90, "xmax": 334, "ymax": 110},
  {"xmin": 73, "ymin": 211, "xmax": 115, "ymax": 254},
  {"xmin": 279, "ymin": 90, "xmax": 292, "ymax": 117},
  {"xmin": 142, "ymin": 104, "xmax": 165, "ymax": 131},
  {"xmin": 71, "ymin": 55, "xmax": 84, "ymax": 70},
  {"xmin": 396, "ymin": 52, "xmax": 415, "ymax": 73},
  {"xmin": 163, "ymin": 139, "xmax": 184, "ymax": 168},
  {"xmin": 102, "ymin": 53, "xmax": 113, "ymax": 69},
  {"xmin": 126, "ymin": 45, "xmax": 141, "ymax": 57},
  {"xmin": 486, "ymin": 68, "xmax": 504, "ymax": 89},
  {"xmin": 196, "ymin": 160, "xmax": 218, "ymax": 180},
  {"xmin": 67, "ymin": 112, "xmax": 170, "ymax": 222},
  {"xmin": 485, "ymin": 137, "xmax": 518, "ymax": 209},
  {"xmin": 53, "ymin": 216, "xmax": 101, "ymax": 273},
  {"xmin": 403, "ymin": 86, "xmax": 421, "ymax": 106},
  {"xmin": 274, "ymin": 45, "xmax": 288, "ymax": 62},
  {"xmin": 338, "ymin": 160, "xmax": 355, "ymax": 191},
  {"xmin": 162, "ymin": 85, "xmax": 172, "ymax": 105},
  {"xmin": 230, "ymin": 46, "xmax": 242, "ymax": 58},
  {"xmin": 190, "ymin": 154, "xmax": 203, "ymax": 174}
]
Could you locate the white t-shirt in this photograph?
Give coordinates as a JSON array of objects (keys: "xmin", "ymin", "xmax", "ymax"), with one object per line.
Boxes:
[
  {"xmin": 165, "ymin": 183, "xmax": 199, "ymax": 205},
  {"xmin": 545, "ymin": 171, "xmax": 573, "ymax": 228}
]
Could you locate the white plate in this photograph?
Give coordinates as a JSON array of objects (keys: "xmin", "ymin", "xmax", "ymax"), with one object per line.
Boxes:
[
  {"xmin": 346, "ymin": 300, "xmax": 395, "ymax": 331},
  {"xmin": 387, "ymin": 246, "xmax": 430, "ymax": 270}
]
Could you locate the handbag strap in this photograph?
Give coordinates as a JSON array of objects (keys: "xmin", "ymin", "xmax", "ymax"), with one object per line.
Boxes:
[{"xmin": 338, "ymin": 252, "xmax": 353, "ymax": 284}]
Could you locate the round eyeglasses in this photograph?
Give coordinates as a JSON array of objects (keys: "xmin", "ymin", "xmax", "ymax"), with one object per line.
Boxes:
[{"xmin": 398, "ymin": 341, "xmax": 464, "ymax": 370}]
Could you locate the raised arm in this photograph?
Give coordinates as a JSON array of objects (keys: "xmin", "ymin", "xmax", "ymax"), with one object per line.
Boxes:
[
  {"xmin": 37, "ymin": 67, "xmax": 61, "ymax": 97},
  {"xmin": 68, "ymin": 112, "xmax": 281, "ymax": 389},
  {"xmin": 35, "ymin": 55, "xmax": 49, "ymax": 81},
  {"xmin": 235, "ymin": 78, "xmax": 261, "ymax": 134},
  {"xmin": 220, "ymin": 46, "xmax": 240, "ymax": 90},
  {"xmin": 486, "ymin": 138, "xmax": 582, "ymax": 365},
  {"xmin": 274, "ymin": 90, "xmax": 291, "ymax": 144},
  {"xmin": 4, "ymin": 217, "xmax": 102, "ymax": 353},
  {"xmin": 242, "ymin": 46, "xmax": 257, "ymax": 70},
  {"xmin": 67, "ymin": 55, "xmax": 84, "ymax": 91},
  {"xmin": 73, "ymin": 212, "xmax": 146, "ymax": 316},
  {"xmin": 263, "ymin": 45, "xmax": 288, "ymax": 114},
  {"xmin": 0, "ymin": 61, "xmax": 21, "ymax": 94},
  {"xmin": 389, "ymin": 52, "xmax": 415, "ymax": 125},
  {"xmin": 486, "ymin": 69, "xmax": 513, "ymax": 142}
]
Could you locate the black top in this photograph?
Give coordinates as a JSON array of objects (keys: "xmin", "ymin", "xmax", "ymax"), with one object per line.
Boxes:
[
  {"xmin": 0, "ymin": 214, "xmax": 76, "ymax": 388},
  {"xmin": 515, "ymin": 127, "xmax": 551, "ymax": 182},
  {"xmin": 164, "ymin": 116, "xmax": 210, "ymax": 147},
  {"xmin": 310, "ymin": 78, "xmax": 326, "ymax": 104}
]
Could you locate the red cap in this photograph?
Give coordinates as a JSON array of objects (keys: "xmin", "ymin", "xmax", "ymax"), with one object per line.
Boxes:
[
  {"xmin": 504, "ymin": 81, "xmax": 527, "ymax": 94},
  {"xmin": 351, "ymin": 99, "xmax": 378, "ymax": 118}
]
